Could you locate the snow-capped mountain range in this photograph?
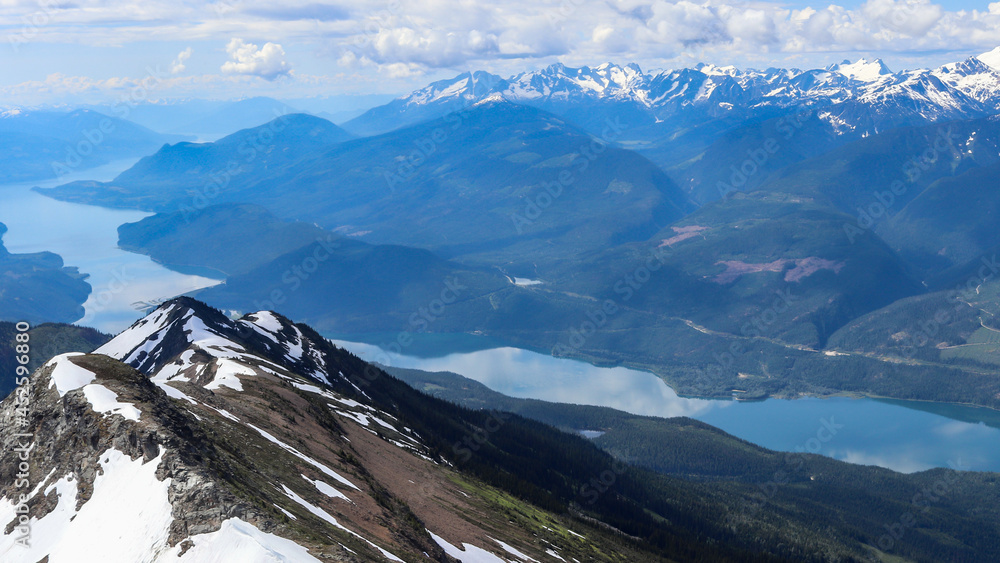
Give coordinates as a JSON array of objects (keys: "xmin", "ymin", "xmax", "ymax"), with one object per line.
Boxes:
[{"xmin": 345, "ymin": 48, "xmax": 1000, "ymax": 137}]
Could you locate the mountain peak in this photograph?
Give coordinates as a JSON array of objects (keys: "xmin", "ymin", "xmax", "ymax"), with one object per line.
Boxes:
[
  {"xmin": 401, "ymin": 70, "xmax": 503, "ymax": 106},
  {"xmin": 215, "ymin": 113, "xmax": 353, "ymax": 147},
  {"xmin": 94, "ymin": 297, "xmax": 337, "ymax": 389},
  {"xmin": 829, "ymin": 58, "xmax": 892, "ymax": 81},
  {"xmin": 472, "ymin": 91, "xmax": 510, "ymax": 107},
  {"xmin": 977, "ymin": 46, "xmax": 1000, "ymax": 71},
  {"xmin": 695, "ymin": 62, "xmax": 740, "ymax": 76}
]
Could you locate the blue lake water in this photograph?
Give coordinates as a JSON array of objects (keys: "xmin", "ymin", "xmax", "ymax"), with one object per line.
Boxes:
[
  {"xmin": 332, "ymin": 338, "xmax": 1000, "ymax": 474},
  {"xmin": 0, "ymin": 160, "xmax": 220, "ymax": 333}
]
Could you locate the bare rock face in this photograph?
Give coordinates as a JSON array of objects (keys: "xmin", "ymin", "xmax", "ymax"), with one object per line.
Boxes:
[{"xmin": 0, "ymin": 353, "xmax": 272, "ymax": 549}]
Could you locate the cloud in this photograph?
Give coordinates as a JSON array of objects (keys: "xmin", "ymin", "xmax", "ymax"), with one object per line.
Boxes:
[
  {"xmin": 833, "ymin": 449, "xmax": 933, "ymax": 474},
  {"xmin": 354, "ymin": 27, "xmax": 501, "ymax": 68},
  {"xmin": 862, "ymin": 0, "xmax": 943, "ymax": 37},
  {"xmin": 379, "ymin": 62, "xmax": 424, "ymax": 78},
  {"xmin": 221, "ymin": 38, "xmax": 291, "ymax": 80},
  {"xmin": 9, "ymin": 0, "xmax": 1000, "ymax": 102},
  {"xmin": 170, "ymin": 47, "xmax": 192, "ymax": 74}
]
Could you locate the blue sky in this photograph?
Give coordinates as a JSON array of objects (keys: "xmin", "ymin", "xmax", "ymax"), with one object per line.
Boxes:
[{"xmin": 2, "ymin": 1, "xmax": 999, "ymax": 107}]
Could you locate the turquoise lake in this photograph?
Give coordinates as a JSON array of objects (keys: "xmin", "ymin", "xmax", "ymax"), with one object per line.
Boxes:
[
  {"xmin": 331, "ymin": 337, "xmax": 1000, "ymax": 474},
  {"xmin": 0, "ymin": 160, "xmax": 220, "ymax": 333}
]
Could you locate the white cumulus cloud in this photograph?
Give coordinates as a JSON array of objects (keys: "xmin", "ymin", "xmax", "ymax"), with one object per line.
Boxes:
[
  {"xmin": 221, "ymin": 38, "xmax": 291, "ymax": 80},
  {"xmin": 170, "ymin": 47, "xmax": 192, "ymax": 74}
]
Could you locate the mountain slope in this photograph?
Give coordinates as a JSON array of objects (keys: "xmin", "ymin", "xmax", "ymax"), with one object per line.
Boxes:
[
  {"xmin": 0, "ymin": 223, "xmax": 91, "ymax": 325},
  {"xmin": 344, "ymin": 71, "xmax": 504, "ymax": 136},
  {"xmin": 539, "ymin": 191, "xmax": 921, "ymax": 348},
  {"xmin": 0, "ymin": 321, "xmax": 109, "ymax": 399},
  {"xmin": 41, "ymin": 113, "xmax": 355, "ymax": 215},
  {"xmin": 388, "ymin": 363, "xmax": 1000, "ymax": 560},
  {"xmin": 0, "ymin": 109, "xmax": 186, "ymax": 182},
  {"xmin": 883, "ymin": 161, "xmax": 1000, "ymax": 274},
  {"xmin": 759, "ymin": 114, "xmax": 1000, "ymax": 279},
  {"xmin": 1, "ymin": 297, "xmax": 870, "ymax": 562},
  {"xmin": 117, "ymin": 203, "xmax": 331, "ymax": 277},
  {"xmin": 5, "ymin": 299, "xmax": 1000, "ymax": 561},
  {"xmin": 42, "ymin": 102, "xmax": 695, "ymax": 270}
]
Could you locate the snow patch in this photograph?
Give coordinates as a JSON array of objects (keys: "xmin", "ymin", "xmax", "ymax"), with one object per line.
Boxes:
[
  {"xmin": 428, "ymin": 531, "xmax": 510, "ymax": 563},
  {"xmin": 282, "ymin": 486, "xmax": 402, "ymax": 561},
  {"xmin": 95, "ymin": 305, "xmax": 176, "ymax": 361},
  {"xmin": 490, "ymin": 537, "xmax": 539, "ymax": 562},
  {"xmin": 82, "ymin": 384, "xmax": 141, "ymax": 421},
  {"xmin": 303, "ymin": 474, "xmax": 352, "ymax": 503},
  {"xmin": 46, "ymin": 354, "xmax": 95, "ymax": 397},
  {"xmin": 831, "ymin": 58, "xmax": 891, "ymax": 82},
  {"xmin": 167, "ymin": 518, "xmax": 322, "ymax": 562},
  {"xmin": 0, "ymin": 448, "xmax": 172, "ymax": 562},
  {"xmin": 246, "ymin": 424, "xmax": 359, "ymax": 490},
  {"xmin": 206, "ymin": 359, "xmax": 254, "ymax": 391},
  {"xmin": 977, "ymin": 46, "xmax": 1000, "ymax": 72},
  {"xmin": 248, "ymin": 311, "xmax": 284, "ymax": 334}
]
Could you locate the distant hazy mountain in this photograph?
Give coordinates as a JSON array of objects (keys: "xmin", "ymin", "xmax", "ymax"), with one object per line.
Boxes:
[
  {"xmin": 117, "ymin": 203, "xmax": 330, "ymax": 277},
  {"xmin": 116, "ymin": 204, "xmax": 514, "ymax": 332},
  {"xmin": 99, "ymin": 97, "xmax": 303, "ymax": 140},
  {"xmin": 42, "ymin": 114, "xmax": 354, "ymax": 212},
  {"xmin": 0, "ymin": 223, "xmax": 91, "ymax": 324},
  {"xmin": 44, "ymin": 102, "xmax": 695, "ymax": 270},
  {"xmin": 760, "ymin": 114, "xmax": 1000, "ymax": 279},
  {"xmin": 0, "ymin": 109, "xmax": 186, "ymax": 182}
]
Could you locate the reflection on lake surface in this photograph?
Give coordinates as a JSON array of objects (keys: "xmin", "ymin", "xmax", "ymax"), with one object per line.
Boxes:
[
  {"xmin": 0, "ymin": 160, "xmax": 220, "ymax": 333},
  {"xmin": 332, "ymin": 338, "xmax": 1000, "ymax": 474}
]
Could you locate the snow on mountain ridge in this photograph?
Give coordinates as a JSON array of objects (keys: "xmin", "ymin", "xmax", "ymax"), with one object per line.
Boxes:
[
  {"xmin": 977, "ymin": 46, "xmax": 1000, "ymax": 72},
  {"xmin": 374, "ymin": 51, "xmax": 1000, "ymax": 135},
  {"xmin": 829, "ymin": 58, "xmax": 893, "ymax": 82}
]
